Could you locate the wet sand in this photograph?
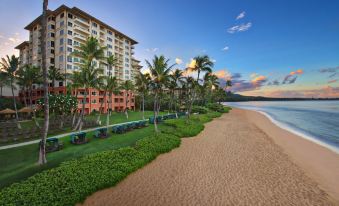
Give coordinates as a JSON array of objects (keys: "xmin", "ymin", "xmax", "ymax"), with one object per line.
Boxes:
[{"xmin": 79, "ymin": 109, "xmax": 339, "ymax": 206}]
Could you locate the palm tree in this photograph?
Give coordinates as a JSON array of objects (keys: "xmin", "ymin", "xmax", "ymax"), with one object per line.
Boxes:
[
  {"xmin": 182, "ymin": 76, "xmax": 199, "ymax": 118},
  {"xmin": 96, "ymin": 55, "xmax": 118, "ymax": 124},
  {"xmin": 0, "ymin": 71, "xmax": 10, "ymax": 98},
  {"xmin": 146, "ymin": 55, "xmax": 175, "ymax": 132},
  {"xmin": 105, "ymin": 76, "xmax": 119, "ymax": 129},
  {"xmin": 120, "ymin": 80, "xmax": 134, "ymax": 119},
  {"xmin": 71, "ymin": 36, "xmax": 106, "ymax": 131},
  {"xmin": 135, "ymin": 72, "xmax": 149, "ymax": 120},
  {"xmin": 48, "ymin": 66, "xmax": 64, "ymax": 93},
  {"xmin": 200, "ymin": 72, "xmax": 219, "ymax": 105},
  {"xmin": 74, "ymin": 65, "xmax": 104, "ymax": 131},
  {"xmin": 16, "ymin": 65, "xmax": 42, "ymax": 127},
  {"xmin": 191, "ymin": 55, "xmax": 214, "ymax": 82},
  {"xmin": 168, "ymin": 69, "xmax": 184, "ymax": 117},
  {"xmin": 39, "ymin": 0, "xmax": 49, "ymax": 165},
  {"xmin": 68, "ymin": 71, "xmax": 82, "ymax": 127},
  {"xmin": 0, "ymin": 55, "xmax": 21, "ymax": 128}
]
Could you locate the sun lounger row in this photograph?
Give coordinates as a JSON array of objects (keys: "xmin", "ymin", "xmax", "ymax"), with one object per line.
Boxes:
[
  {"xmin": 112, "ymin": 120, "xmax": 148, "ymax": 134},
  {"xmin": 149, "ymin": 113, "xmax": 186, "ymax": 124}
]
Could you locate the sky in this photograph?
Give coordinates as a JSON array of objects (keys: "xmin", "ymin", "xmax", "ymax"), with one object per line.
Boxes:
[{"xmin": 0, "ymin": 0, "xmax": 338, "ymax": 98}]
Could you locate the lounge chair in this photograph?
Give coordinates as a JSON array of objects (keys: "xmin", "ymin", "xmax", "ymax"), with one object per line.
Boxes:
[
  {"xmin": 93, "ymin": 128, "xmax": 108, "ymax": 138},
  {"xmin": 39, "ymin": 138, "xmax": 63, "ymax": 152},
  {"xmin": 70, "ymin": 132, "xmax": 89, "ymax": 145}
]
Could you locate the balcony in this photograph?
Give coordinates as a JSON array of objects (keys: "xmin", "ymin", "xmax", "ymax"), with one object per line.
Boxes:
[
  {"xmin": 74, "ymin": 17, "xmax": 90, "ymax": 27},
  {"xmin": 74, "ymin": 25, "xmax": 90, "ymax": 35},
  {"xmin": 73, "ymin": 33, "xmax": 87, "ymax": 41}
]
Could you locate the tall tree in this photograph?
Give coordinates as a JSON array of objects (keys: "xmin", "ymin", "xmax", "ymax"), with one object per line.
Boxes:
[
  {"xmin": 120, "ymin": 80, "xmax": 134, "ymax": 119},
  {"xmin": 96, "ymin": 54, "xmax": 117, "ymax": 124},
  {"xmin": 71, "ymin": 36, "xmax": 106, "ymax": 131},
  {"xmin": 146, "ymin": 55, "xmax": 174, "ymax": 132},
  {"xmin": 0, "ymin": 55, "xmax": 21, "ymax": 128},
  {"xmin": 105, "ymin": 76, "xmax": 119, "ymax": 129},
  {"xmin": 135, "ymin": 72, "xmax": 149, "ymax": 120},
  {"xmin": 191, "ymin": 55, "xmax": 214, "ymax": 82},
  {"xmin": 48, "ymin": 66, "xmax": 64, "ymax": 93},
  {"xmin": 39, "ymin": 0, "xmax": 49, "ymax": 165},
  {"xmin": 168, "ymin": 69, "xmax": 184, "ymax": 116}
]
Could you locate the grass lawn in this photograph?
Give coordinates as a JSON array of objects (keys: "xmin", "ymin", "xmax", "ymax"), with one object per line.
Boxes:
[
  {"xmin": 0, "ymin": 110, "xmax": 165, "ymax": 188},
  {"xmin": 1, "ymin": 110, "xmax": 164, "ymax": 146}
]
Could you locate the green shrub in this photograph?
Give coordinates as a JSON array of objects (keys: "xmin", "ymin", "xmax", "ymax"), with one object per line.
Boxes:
[
  {"xmin": 0, "ymin": 134, "xmax": 181, "ymax": 206},
  {"xmin": 191, "ymin": 106, "xmax": 209, "ymax": 114},
  {"xmin": 163, "ymin": 118, "xmax": 204, "ymax": 138},
  {"xmin": 206, "ymin": 103, "xmax": 231, "ymax": 113}
]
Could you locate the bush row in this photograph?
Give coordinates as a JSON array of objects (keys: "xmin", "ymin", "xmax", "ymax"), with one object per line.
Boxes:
[{"xmin": 0, "ymin": 110, "xmax": 226, "ymax": 206}]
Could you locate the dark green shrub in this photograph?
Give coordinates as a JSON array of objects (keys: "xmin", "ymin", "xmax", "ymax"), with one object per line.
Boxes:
[
  {"xmin": 163, "ymin": 118, "xmax": 204, "ymax": 138},
  {"xmin": 191, "ymin": 106, "xmax": 209, "ymax": 114},
  {"xmin": 206, "ymin": 103, "xmax": 231, "ymax": 113}
]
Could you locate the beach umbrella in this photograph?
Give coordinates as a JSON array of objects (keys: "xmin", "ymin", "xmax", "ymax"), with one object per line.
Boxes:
[
  {"xmin": 18, "ymin": 107, "xmax": 33, "ymax": 113},
  {"xmin": 0, "ymin": 108, "xmax": 16, "ymax": 114}
]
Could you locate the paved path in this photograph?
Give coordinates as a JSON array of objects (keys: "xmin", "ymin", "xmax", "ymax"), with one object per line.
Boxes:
[
  {"xmin": 0, "ymin": 119, "xmax": 145, "ymax": 151},
  {"xmin": 80, "ymin": 109, "xmax": 336, "ymax": 206}
]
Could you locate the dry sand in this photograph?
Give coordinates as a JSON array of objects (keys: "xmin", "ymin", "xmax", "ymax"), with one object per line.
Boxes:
[{"xmin": 80, "ymin": 109, "xmax": 339, "ymax": 206}]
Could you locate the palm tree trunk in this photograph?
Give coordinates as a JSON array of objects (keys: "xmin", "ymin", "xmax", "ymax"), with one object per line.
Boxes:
[
  {"xmin": 71, "ymin": 89, "xmax": 78, "ymax": 127},
  {"xmin": 75, "ymin": 90, "xmax": 86, "ymax": 131},
  {"xmin": 153, "ymin": 92, "xmax": 158, "ymax": 133},
  {"xmin": 124, "ymin": 91, "xmax": 128, "ymax": 119},
  {"xmin": 29, "ymin": 86, "xmax": 40, "ymax": 128},
  {"xmin": 142, "ymin": 94, "xmax": 145, "ymax": 120},
  {"xmin": 106, "ymin": 92, "xmax": 112, "ymax": 129},
  {"xmin": 96, "ymin": 90, "xmax": 106, "ymax": 125},
  {"xmin": 11, "ymin": 78, "xmax": 21, "ymax": 129},
  {"xmin": 39, "ymin": 0, "xmax": 49, "ymax": 165},
  {"xmin": 0, "ymin": 86, "xmax": 2, "ymax": 97}
]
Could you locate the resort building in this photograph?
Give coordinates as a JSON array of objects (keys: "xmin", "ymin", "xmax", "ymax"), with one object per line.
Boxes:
[{"xmin": 15, "ymin": 5, "xmax": 142, "ymax": 114}]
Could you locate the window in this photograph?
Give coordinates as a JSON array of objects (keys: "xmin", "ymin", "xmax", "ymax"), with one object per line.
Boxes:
[
  {"xmin": 67, "ymin": 47, "xmax": 72, "ymax": 52},
  {"xmin": 68, "ymin": 30, "xmax": 72, "ymax": 35},
  {"xmin": 107, "ymin": 30, "xmax": 112, "ymax": 35},
  {"xmin": 67, "ymin": 64, "xmax": 72, "ymax": 70},
  {"xmin": 91, "ymin": 92, "xmax": 96, "ymax": 95},
  {"xmin": 125, "ymin": 58, "xmax": 129, "ymax": 62},
  {"xmin": 74, "ymin": 57, "xmax": 79, "ymax": 62},
  {"xmin": 107, "ymin": 44, "xmax": 112, "ymax": 49},
  {"xmin": 59, "ymin": 81, "xmax": 63, "ymax": 87},
  {"xmin": 92, "ymin": 30, "xmax": 97, "ymax": 35},
  {"xmin": 51, "ymin": 49, "xmax": 54, "ymax": 54},
  {"xmin": 73, "ymin": 41, "xmax": 79, "ymax": 46},
  {"xmin": 125, "ymin": 76, "xmax": 129, "ymax": 80},
  {"xmin": 68, "ymin": 13, "xmax": 73, "ymax": 19},
  {"xmin": 67, "ymin": 39, "xmax": 72, "ymax": 46},
  {"xmin": 74, "ymin": 65, "xmax": 79, "ymax": 70},
  {"xmin": 107, "ymin": 37, "xmax": 112, "ymax": 42},
  {"xmin": 67, "ymin": 56, "xmax": 72, "ymax": 62},
  {"xmin": 51, "ymin": 41, "xmax": 55, "ymax": 47},
  {"xmin": 60, "ymin": 13, "xmax": 64, "ymax": 18},
  {"xmin": 125, "ymin": 45, "xmax": 129, "ymax": 50},
  {"xmin": 59, "ymin": 55, "xmax": 63, "ymax": 62},
  {"xmin": 91, "ymin": 99, "xmax": 96, "ymax": 103},
  {"xmin": 92, "ymin": 22, "xmax": 97, "ymax": 27},
  {"xmin": 60, "ymin": 21, "xmax": 64, "ymax": 27},
  {"xmin": 125, "ymin": 40, "xmax": 129, "ymax": 44},
  {"xmin": 68, "ymin": 22, "xmax": 73, "ymax": 27},
  {"xmin": 125, "ymin": 64, "xmax": 129, "ymax": 67},
  {"xmin": 59, "ymin": 29, "xmax": 64, "ymax": 35},
  {"xmin": 125, "ymin": 52, "xmax": 129, "ymax": 55},
  {"xmin": 59, "ymin": 46, "xmax": 64, "ymax": 52},
  {"xmin": 125, "ymin": 70, "xmax": 130, "ymax": 74},
  {"xmin": 59, "ymin": 38, "xmax": 64, "ymax": 45},
  {"xmin": 107, "ymin": 51, "xmax": 112, "ymax": 56},
  {"xmin": 50, "ymin": 58, "xmax": 55, "ymax": 64}
]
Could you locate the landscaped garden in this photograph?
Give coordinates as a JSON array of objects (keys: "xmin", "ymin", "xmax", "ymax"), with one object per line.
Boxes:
[{"xmin": 0, "ymin": 106, "xmax": 231, "ymax": 206}]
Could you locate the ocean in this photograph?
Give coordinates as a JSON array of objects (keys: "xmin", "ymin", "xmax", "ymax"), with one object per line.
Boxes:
[{"xmin": 223, "ymin": 101, "xmax": 339, "ymax": 154}]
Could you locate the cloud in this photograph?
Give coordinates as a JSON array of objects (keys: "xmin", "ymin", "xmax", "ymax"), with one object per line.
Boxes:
[
  {"xmin": 329, "ymin": 73, "xmax": 337, "ymax": 78},
  {"xmin": 282, "ymin": 69, "xmax": 303, "ymax": 84},
  {"xmin": 224, "ymin": 72, "xmax": 268, "ymax": 92},
  {"xmin": 222, "ymin": 46, "xmax": 229, "ymax": 51},
  {"xmin": 254, "ymin": 86, "xmax": 339, "ymax": 98},
  {"xmin": 236, "ymin": 11, "xmax": 246, "ymax": 20},
  {"xmin": 267, "ymin": 79, "xmax": 280, "ymax": 86},
  {"xmin": 328, "ymin": 79, "xmax": 337, "ymax": 84},
  {"xmin": 211, "ymin": 59, "xmax": 216, "ymax": 63},
  {"xmin": 319, "ymin": 66, "xmax": 339, "ymax": 73},
  {"xmin": 8, "ymin": 37, "xmax": 21, "ymax": 43},
  {"xmin": 186, "ymin": 59, "xmax": 196, "ymax": 69},
  {"xmin": 175, "ymin": 58, "xmax": 183, "ymax": 65},
  {"xmin": 213, "ymin": 70, "xmax": 232, "ymax": 81},
  {"xmin": 227, "ymin": 22, "xmax": 252, "ymax": 34},
  {"xmin": 145, "ymin": 48, "xmax": 158, "ymax": 52}
]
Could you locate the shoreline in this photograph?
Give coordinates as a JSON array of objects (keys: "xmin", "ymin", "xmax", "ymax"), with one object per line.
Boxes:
[
  {"xmin": 80, "ymin": 109, "xmax": 338, "ymax": 205},
  {"xmin": 242, "ymin": 108, "xmax": 339, "ymax": 202}
]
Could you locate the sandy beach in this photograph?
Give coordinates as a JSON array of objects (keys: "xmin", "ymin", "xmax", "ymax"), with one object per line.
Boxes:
[{"xmin": 80, "ymin": 109, "xmax": 339, "ymax": 206}]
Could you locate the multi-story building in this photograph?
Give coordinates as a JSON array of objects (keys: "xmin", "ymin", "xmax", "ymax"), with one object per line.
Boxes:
[{"xmin": 15, "ymin": 5, "xmax": 142, "ymax": 114}]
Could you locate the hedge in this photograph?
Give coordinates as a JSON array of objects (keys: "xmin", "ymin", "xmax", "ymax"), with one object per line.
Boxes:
[{"xmin": 0, "ymin": 112, "xmax": 222, "ymax": 206}]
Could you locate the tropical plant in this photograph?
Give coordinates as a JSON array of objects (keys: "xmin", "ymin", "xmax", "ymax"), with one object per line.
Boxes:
[
  {"xmin": 146, "ymin": 55, "xmax": 175, "ymax": 132},
  {"xmin": 105, "ymin": 76, "xmax": 119, "ymax": 129},
  {"xmin": 191, "ymin": 55, "xmax": 214, "ymax": 82},
  {"xmin": 16, "ymin": 65, "xmax": 42, "ymax": 127},
  {"xmin": 0, "ymin": 71, "xmax": 10, "ymax": 97},
  {"xmin": 96, "ymin": 54, "xmax": 118, "ymax": 124},
  {"xmin": 48, "ymin": 66, "xmax": 64, "ymax": 92},
  {"xmin": 120, "ymin": 80, "xmax": 134, "ymax": 119},
  {"xmin": 0, "ymin": 55, "xmax": 21, "ymax": 128},
  {"xmin": 168, "ymin": 69, "xmax": 184, "ymax": 117},
  {"xmin": 134, "ymin": 72, "xmax": 149, "ymax": 119}
]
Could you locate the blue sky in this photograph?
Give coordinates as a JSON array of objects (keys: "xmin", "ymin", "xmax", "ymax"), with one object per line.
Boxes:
[{"xmin": 0, "ymin": 0, "xmax": 338, "ymax": 97}]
